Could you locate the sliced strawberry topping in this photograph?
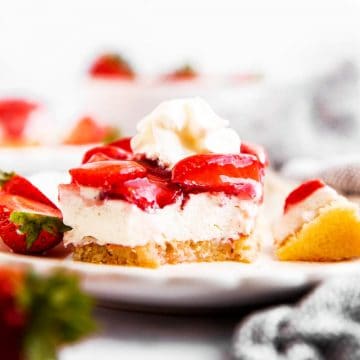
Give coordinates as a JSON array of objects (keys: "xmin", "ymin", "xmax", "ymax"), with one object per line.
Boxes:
[
  {"xmin": 109, "ymin": 137, "xmax": 133, "ymax": 153},
  {"xmin": 0, "ymin": 171, "xmax": 57, "ymax": 209},
  {"xmin": 172, "ymin": 154, "xmax": 264, "ymax": 199},
  {"xmin": 64, "ymin": 117, "xmax": 118, "ymax": 145},
  {"xmin": 70, "ymin": 160, "xmax": 147, "ymax": 189},
  {"xmin": 240, "ymin": 141, "xmax": 269, "ymax": 167},
  {"xmin": 136, "ymin": 158, "xmax": 172, "ymax": 180},
  {"xmin": 82, "ymin": 145, "xmax": 131, "ymax": 164},
  {"xmin": 89, "ymin": 53, "xmax": 135, "ymax": 79},
  {"xmin": 284, "ymin": 179, "xmax": 326, "ymax": 213},
  {"xmin": 85, "ymin": 153, "xmax": 115, "ymax": 163},
  {"xmin": 111, "ymin": 175, "xmax": 180, "ymax": 210},
  {"xmin": 0, "ymin": 99, "xmax": 37, "ymax": 140}
]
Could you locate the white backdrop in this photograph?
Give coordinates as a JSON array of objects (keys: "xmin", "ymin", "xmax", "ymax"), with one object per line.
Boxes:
[{"xmin": 0, "ymin": 0, "xmax": 359, "ymax": 99}]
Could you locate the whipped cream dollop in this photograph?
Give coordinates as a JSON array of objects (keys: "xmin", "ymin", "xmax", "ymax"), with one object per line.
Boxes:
[{"xmin": 131, "ymin": 98, "xmax": 241, "ymax": 167}]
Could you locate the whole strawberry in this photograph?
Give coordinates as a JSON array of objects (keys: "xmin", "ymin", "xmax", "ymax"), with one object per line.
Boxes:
[
  {"xmin": 0, "ymin": 171, "xmax": 71, "ymax": 254},
  {"xmin": 0, "ymin": 267, "xmax": 96, "ymax": 360},
  {"xmin": 0, "ymin": 267, "xmax": 26, "ymax": 360},
  {"xmin": 63, "ymin": 116, "xmax": 119, "ymax": 145},
  {"xmin": 89, "ymin": 53, "xmax": 135, "ymax": 79},
  {"xmin": 164, "ymin": 64, "xmax": 198, "ymax": 81}
]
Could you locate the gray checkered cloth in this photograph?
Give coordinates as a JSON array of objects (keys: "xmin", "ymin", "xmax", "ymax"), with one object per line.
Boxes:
[
  {"xmin": 320, "ymin": 163, "xmax": 360, "ymax": 195},
  {"xmin": 282, "ymin": 156, "xmax": 360, "ymax": 196},
  {"xmin": 232, "ymin": 276, "xmax": 360, "ymax": 360}
]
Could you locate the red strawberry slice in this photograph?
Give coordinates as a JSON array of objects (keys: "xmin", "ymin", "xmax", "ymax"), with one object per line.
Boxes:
[
  {"xmin": 82, "ymin": 145, "xmax": 131, "ymax": 164},
  {"xmin": 0, "ymin": 171, "xmax": 57, "ymax": 209},
  {"xmin": 172, "ymin": 154, "xmax": 264, "ymax": 199},
  {"xmin": 89, "ymin": 53, "xmax": 135, "ymax": 79},
  {"xmin": 84, "ymin": 153, "xmax": 115, "ymax": 163},
  {"xmin": 111, "ymin": 175, "xmax": 180, "ymax": 210},
  {"xmin": 109, "ymin": 137, "xmax": 133, "ymax": 153},
  {"xmin": 284, "ymin": 179, "xmax": 325, "ymax": 213},
  {"xmin": 0, "ymin": 194, "xmax": 70, "ymax": 254},
  {"xmin": 70, "ymin": 160, "xmax": 147, "ymax": 189},
  {"xmin": 240, "ymin": 141, "xmax": 269, "ymax": 166},
  {"xmin": 0, "ymin": 99, "xmax": 37, "ymax": 140}
]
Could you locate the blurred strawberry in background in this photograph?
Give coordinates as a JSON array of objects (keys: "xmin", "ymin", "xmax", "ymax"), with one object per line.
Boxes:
[
  {"xmin": 63, "ymin": 116, "xmax": 119, "ymax": 145},
  {"xmin": 0, "ymin": 266, "xmax": 96, "ymax": 360},
  {"xmin": 0, "ymin": 100, "xmax": 37, "ymax": 145},
  {"xmin": 89, "ymin": 53, "xmax": 135, "ymax": 80}
]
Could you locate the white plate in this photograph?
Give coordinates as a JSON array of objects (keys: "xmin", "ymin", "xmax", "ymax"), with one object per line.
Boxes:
[
  {"xmin": 1, "ymin": 245, "xmax": 360, "ymax": 310},
  {"xmin": 0, "ymin": 171, "xmax": 359, "ymax": 310},
  {"xmin": 0, "ymin": 145, "xmax": 92, "ymax": 175}
]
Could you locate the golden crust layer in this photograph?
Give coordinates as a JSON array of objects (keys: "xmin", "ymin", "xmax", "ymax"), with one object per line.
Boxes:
[
  {"xmin": 276, "ymin": 203, "xmax": 360, "ymax": 261},
  {"xmin": 72, "ymin": 234, "xmax": 260, "ymax": 268}
]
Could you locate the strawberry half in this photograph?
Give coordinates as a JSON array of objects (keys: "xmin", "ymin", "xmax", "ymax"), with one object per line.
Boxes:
[
  {"xmin": 284, "ymin": 179, "xmax": 325, "ymax": 213},
  {"xmin": 82, "ymin": 145, "xmax": 132, "ymax": 164},
  {"xmin": 0, "ymin": 170, "xmax": 57, "ymax": 209},
  {"xmin": 89, "ymin": 53, "xmax": 135, "ymax": 79},
  {"xmin": 172, "ymin": 154, "xmax": 264, "ymax": 199},
  {"xmin": 70, "ymin": 160, "xmax": 147, "ymax": 189},
  {"xmin": 0, "ymin": 194, "xmax": 70, "ymax": 254}
]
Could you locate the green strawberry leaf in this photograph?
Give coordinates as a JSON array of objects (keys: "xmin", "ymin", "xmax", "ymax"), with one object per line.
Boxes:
[
  {"xmin": 110, "ymin": 53, "xmax": 133, "ymax": 73},
  {"xmin": 0, "ymin": 170, "xmax": 15, "ymax": 187},
  {"xmin": 17, "ymin": 271, "xmax": 96, "ymax": 360},
  {"xmin": 103, "ymin": 127, "xmax": 121, "ymax": 144},
  {"xmin": 175, "ymin": 64, "xmax": 196, "ymax": 76},
  {"xmin": 10, "ymin": 212, "xmax": 72, "ymax": 249}
]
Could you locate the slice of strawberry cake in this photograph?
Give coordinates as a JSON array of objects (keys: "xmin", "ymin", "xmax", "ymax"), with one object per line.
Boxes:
[
  {"xmin": 59, "ymin": 98, "xmax": 266, "ymax": 268},
  {"xmin": 274, "ymin": 179, "xmax": 360, "ymax": 261}
]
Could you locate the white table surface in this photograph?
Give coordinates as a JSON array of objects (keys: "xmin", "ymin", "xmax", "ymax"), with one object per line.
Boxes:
[{"xmin": 59, "ymin": 306, "xmax": 246, "ymax": 360}]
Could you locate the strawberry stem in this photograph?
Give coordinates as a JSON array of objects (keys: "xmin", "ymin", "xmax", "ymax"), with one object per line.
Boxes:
[
  {"xmin": 10, "ymin": 212, "xmax": 71, "ymax": 249},
  {"xmin": 0, "ymin": 170, "xmax": 15, "ymax": 187},
  {"xmin": 17, "ymin": 271, "xmax": 96, "ymax": 360}
]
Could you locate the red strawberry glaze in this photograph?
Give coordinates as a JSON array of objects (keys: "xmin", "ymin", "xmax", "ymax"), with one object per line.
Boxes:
[
  {"xmin": 70, "ymin": 161, "xmax": 147, "ymax": 189},
  {"xmin": 110, "ymin": 175, "xmax": 180, "ymax": 211},
  {"xmin": 284, "ymin": 179, "xmax": 326, "ymax": 213},
  {"xmin": 69, "ymin": 151, "xmax": 265, "ymax": 211},
  {"xmin": 109, "ymin": 137, "xmax": 132, "ymax": 153},
  {"xmin": 240, "ymin": 142, "xmax": 269, "ymax": 167},
  {"xmin": 0, "ymin": 99, "xmax": 37, "ymax": 140},
  {"xmin": 82, "ymin": 145, "xmax": 131, "ymax": 164},
  {"xmin": 172, "ymin": 154, "xmax": 264, "ymax": 197}
]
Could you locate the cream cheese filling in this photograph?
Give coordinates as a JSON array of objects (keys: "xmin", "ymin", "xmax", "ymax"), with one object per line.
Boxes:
[{"xmin": 59, "ymin": 185, "xmax": 259, "ymax": 248}]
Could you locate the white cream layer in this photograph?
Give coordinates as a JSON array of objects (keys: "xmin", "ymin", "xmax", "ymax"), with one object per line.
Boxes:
[
  {"xmin": 59, "ymin": 185, "xmax": 259, "ymax": 247},
  {"xmin": 274, "ymin": 186, "xmax": 350, "ymax": 245}
]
